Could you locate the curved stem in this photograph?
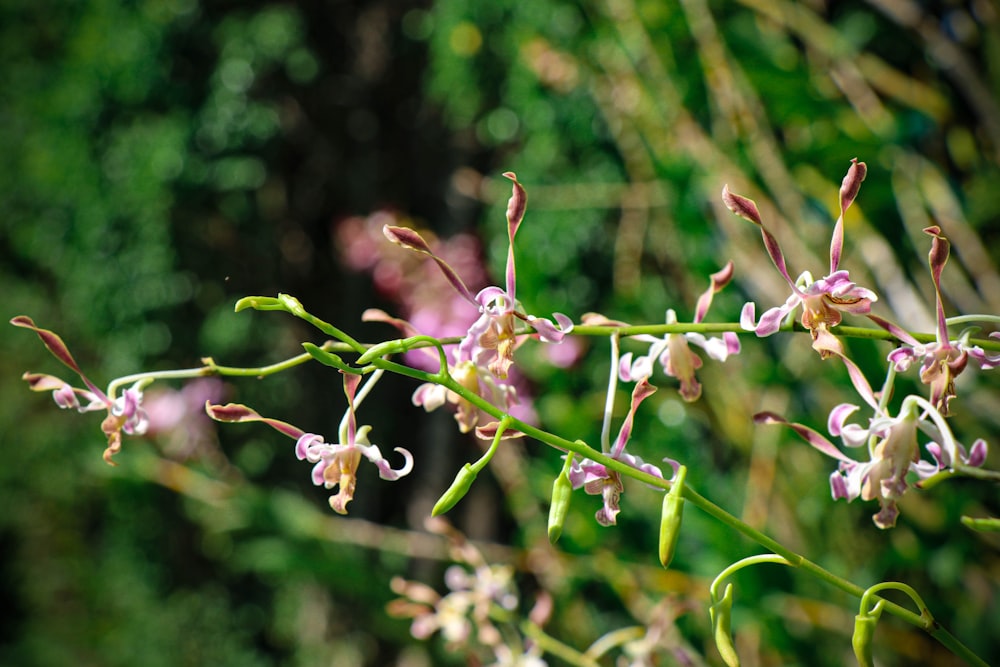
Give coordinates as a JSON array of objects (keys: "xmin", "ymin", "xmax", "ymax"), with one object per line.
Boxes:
[{"xmin": 710, "ymin": 554, "xmax": 792, "ymax": 600}]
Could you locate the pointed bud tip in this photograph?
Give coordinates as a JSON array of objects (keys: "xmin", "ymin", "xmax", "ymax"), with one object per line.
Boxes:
[
  {"xmin": 383, "ymin": 225, "xmax": 433, "ymax": 253},
  {"xmin": 721, "ymin": 185, "xmax": 763, "ymax": 226},
  {"xmin": 840, "ymin": 159, "xmax": 867, "ymax": 211}
]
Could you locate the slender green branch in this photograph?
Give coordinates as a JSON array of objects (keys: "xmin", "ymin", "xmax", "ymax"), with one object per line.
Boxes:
[
  {"xmin": 107, "ymin": 341, "xmax": 354, "ymax": 397},
  {"xmin": 572, "ymin": 322, "xmax": 1000, "ymax": 351}
]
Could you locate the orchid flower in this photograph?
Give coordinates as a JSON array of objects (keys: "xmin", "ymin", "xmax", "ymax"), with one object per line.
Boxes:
[
  {"xmin": 756, "ymin": 394, "xmax": 987, "ymax": 529},
  {"xmin": 724, "ymin": 159, "xmax": 878, "ymax": 350},
  {"xmin": 207, "ymin": 371, "xmax": 413, "ymax": 514},
  {"xmin": 384, "ymin": 172, "xmax": 573, "ymax": 380},
  {"xmin": 568, "ymin": 378, "xmax": 680, "ymax": 526},
  {"xmin": 12, "ymin": 316, "xmax": 149, "ymax": 464},
  {"xmin": 882, "ymin": 226, "xmax": 1000, "ymax": 415},
  {"xmin": 618, "ymin": 261, "xmax": 741, "ymax": 401}
]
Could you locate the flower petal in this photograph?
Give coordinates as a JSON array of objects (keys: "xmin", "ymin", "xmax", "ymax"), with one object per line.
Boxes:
[
  {"xmin": 383, "ymin": 225, "xmax": 477, "ymax": 303},
  {"xmin": 361, "ymin": 444, "xmax": 415, "ymax": 480},
  {"xmin": 205, "ymin": 401, "xmax": 305, "ymax": 440},
  {"xmin": 754, "ymin": 411, "xmax": 855, "ymax": 463},
  {"xmin": 611, "ymin": 377, "xmax": 657, "ymax": 458}
]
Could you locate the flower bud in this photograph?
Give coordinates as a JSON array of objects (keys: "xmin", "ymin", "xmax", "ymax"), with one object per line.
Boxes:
[
  {"xmin": 721, "ymin": 185, "xmax": 762, "ymax": 226},
  {"xmin": 852, "ymin": 612, "xmax": 879, "ymax": 667},
  {"xmin": 658, "ymin": 465, "xmax": 687, "ymax": 568},
  {"xmin": 960, "ymin": 515, "xmax": 1000, "ymax": 532},
  {"xmin": 710, "ymin": 583, "xmax": 740, "ymax": 667},
  {"xmin": 547, "ymin": 465, "xmax": 574, "ymax": 544},
  {"xmin": 302, "ymin": 342, "xmax": 347, "ymax": 370},
  {"xmin": 432, "ymin": 464, "xmax": 478, "ymax": 516},
  {"xmin": 234, "ymin": 296, "xmax": 284, "ymax": 312},
  {"xmin": 278, "ymin": 293, "xmax": 307, "ymax": 316},
  {"xmin": 357, "ymin": 339, "xmax": 407, "ymax": 364}
]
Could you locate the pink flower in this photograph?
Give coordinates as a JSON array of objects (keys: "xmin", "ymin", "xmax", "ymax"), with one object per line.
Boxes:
[
  {"xmin": 207, "ymin": 372, "xmax": 413, "ymax": 514},
  {"xmin": 882, "ymin": 226, "xmax": 1000, "ymax": 415},
  {"xmin": 725, "ymin": 159, "xmax": 877, "ymax": 347},
  {"xmin": 619, "ymin": 262, "xmax": 740, "ymax": 401},
  {"xmin": 756, "ymin": 395, "xmax": 987, "ymax": 529},
  {"xmin": 568, "ymin": 378, "xmax": 679, "ymax": 526},
  {"xmin": 384, "ymin": 172, "xmax": 573, "ymax": 381},
  {"xmin": 13, "ymin": 316, "xmax": 149, "ymax": 464}
]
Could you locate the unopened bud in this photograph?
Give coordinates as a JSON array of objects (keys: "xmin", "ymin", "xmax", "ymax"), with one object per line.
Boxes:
[
  {"xmin": 547, "ymin": 461, "xmax": 574, "ymax": 544},
  {"xmin": 234, "ymin": 296, "xmax": 284, "ymax": 312},
  {"xmin": 852, "ymin": 611, "xmax": 879, "ymax": 667},
  {"xmin": 432, "ymin": 464, "xmax": 478, "ymax": 516},
  {"xmin": 357, "ymin": 339, "xmax": 407, "ymax": 364},
  {"xmin": 658, "ymin": 465, "xmax": 687, "ymax": 568},
  {"xmin": 710, "ymin": 583, "xmax": 740, "ymax": 667},
  {"xmin": 851, "ymin": 600, "xmax": 882, "ymax": 667},
  {"xmin": 302, "ymin": 343, "xmax": 347, "ymax": 370}
]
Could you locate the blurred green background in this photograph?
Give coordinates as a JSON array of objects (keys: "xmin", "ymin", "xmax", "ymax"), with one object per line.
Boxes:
[{"xmin": 3, "ymin": 0, "xmax": 1000, "ymax": 665}]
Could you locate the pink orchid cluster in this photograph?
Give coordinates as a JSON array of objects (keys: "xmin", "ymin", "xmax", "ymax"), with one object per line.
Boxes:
[
  {"xmin": 371, "ymin": 173, "xmax": 575, "ymax": 435},
  {"xmin": 11, "ymin": 161, "xmax": 997, "ymax": 534},
  {"xmin": 724, "ymin": 159, "xmax": 996, "ymax": 528}
]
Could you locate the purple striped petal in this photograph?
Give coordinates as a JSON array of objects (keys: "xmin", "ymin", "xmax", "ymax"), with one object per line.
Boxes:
[
  {"xmin": 383, "ymin": 225, "xmax": 477, "ymax": 304},
  {"xmin": 205, "ymin": 401, "xmax": 306, "ymax": 440},
  {"xmin": 754, "ymin": 411, "xmax": 854, "ymax": 463}
]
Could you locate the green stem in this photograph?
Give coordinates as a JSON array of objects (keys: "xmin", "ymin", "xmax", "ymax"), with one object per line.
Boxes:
[
  {"xmin": 569, "ymin": 322, "xmax": 1000, "ymax": 351},
  {"xmin": 107, "ymin": 341, "xmax": 352, "ymax": 397}
]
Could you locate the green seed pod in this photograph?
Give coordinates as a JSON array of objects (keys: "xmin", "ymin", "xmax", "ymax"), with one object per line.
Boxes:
[
  {"xmin": 432, "ymin": 463, "xmax": 478, "ymax": 516},
  {"xmin": 547, "ymin": 467, "xmax": 574, "ymax": 544},
  {"xmin": 710, "ymin": 583, "xmax": 740, "ymax": 667},
  {"xmin": 658, "ymin": 465, "xmax": 687, "ymax": 568}
]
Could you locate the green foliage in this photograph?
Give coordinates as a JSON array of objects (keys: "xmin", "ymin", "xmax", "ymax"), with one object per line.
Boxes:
[{"xmin": 4, "ymin": 0, "xmax": 1000, "ymax": 665}]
